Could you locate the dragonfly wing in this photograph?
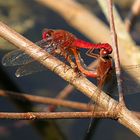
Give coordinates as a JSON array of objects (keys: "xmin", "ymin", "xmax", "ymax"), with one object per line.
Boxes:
[
  {"xmin": 123, "ymin": 64, "xmax": 140, "ymax": 71},
  {"xmin": 121, "ymin": 70, "xmax": 140, "ymax": 95},
  {"xmin": 123, "ymin": 79, "xmax": 140, "ymax": 95},
  {"xmin": 15, "ymin": 61, "xmax": 46, "ymax": 77},
  {"xmin": 2, "ymin": 49, "xmax": 33, "ymax": 66},
  {"xmin": 2, "ymin": 38, "xmax": 58, "ymax": 67},
  {"xmin": 109, "ymin": 67, "xmax": 140, "ymax": 96},
  {"xmin": 121, "ymin": 64, "xmax": 140, "ymax": 81}
]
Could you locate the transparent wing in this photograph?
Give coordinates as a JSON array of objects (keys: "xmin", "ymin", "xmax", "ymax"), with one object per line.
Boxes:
[
  {"xmin": 15, "ymin": 61, "xmax": 46, "ymax": 77},
  {"xmin": 2, "ymin": 49, "xmax": 33, "ymax": 66},
  {"xmin": 123, "ymin": 64, "xmax": 140, "ymax": 70},
  {"xmin": 2, "ymin": 38, "xmax": 57, "ymax": 67},
  {"xmin": 123, "ymin": 79, "xmax": 140, "ymax": 95},
  {"xmin": 108, "ymin": 65, "xmax": 140, "ymax": 96},
  {"xmin": 122, "ymin": 67, "xmax": 140, "ymax": 95},
  {"xmin": 2, "ymin": 38, "xmax": 59, "ymax": 76}
]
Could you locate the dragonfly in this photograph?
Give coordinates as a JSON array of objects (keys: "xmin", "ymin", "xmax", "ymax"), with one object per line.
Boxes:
[
  {"xmin": 87, "ymin": 48, "xmax": 140, "ymax": 96},
  {"xmin": 2, "ymin": 29, "xmax": 112, "ymax": 78},
  {"xmin": 2, "ymin": 29, "xmax": 140, "ymax": 95},
  {"xmin": 84, "ymin": 47, "xmax": 140, "ymax": 132}
]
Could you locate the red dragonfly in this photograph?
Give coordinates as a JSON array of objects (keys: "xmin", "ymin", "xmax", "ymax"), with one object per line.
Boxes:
[
  {"xmin": 2, "ymin": 29, "xmax": 112, "ymax": 78},
  {"xmin": 2, "ymin": 29, "xmax": 140, "ymax": 95}
]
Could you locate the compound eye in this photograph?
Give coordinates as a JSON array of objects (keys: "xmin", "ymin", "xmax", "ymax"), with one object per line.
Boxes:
[
  {"xmin": 42, "ymin": 29, "xmax": 54, "ymax": 39},
  {"xmin": 100, "ymin": 49, "xmax": 108, "ymax": 56}
]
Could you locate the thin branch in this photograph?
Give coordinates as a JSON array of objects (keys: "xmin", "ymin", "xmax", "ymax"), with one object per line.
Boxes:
[
  {"xmin": 0, "ymin": 90, "xmax": 93, "ymax": 111},
  {"xmin": 0, "ymin": 111, "xmax": 116, "ymax": 120},
  {"xmin": 107, "ymin": 0, "xmax": 125, "ymax": 104},
  {"xmin": 1, "ymin": 90, "xmax": 140, "ymax": 120},
  {"xmin": 0, "ymin": 21, "xmax": 140, "ymax": 136}
]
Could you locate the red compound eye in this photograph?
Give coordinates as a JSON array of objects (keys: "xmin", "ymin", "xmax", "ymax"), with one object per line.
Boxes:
[
  {"xmin": 100, "ymin": 49, "xmax": 108, "ymax": 56},
  {"xmin": 42, "ymin": 30, "xmax": 54, "ymax": 39}
]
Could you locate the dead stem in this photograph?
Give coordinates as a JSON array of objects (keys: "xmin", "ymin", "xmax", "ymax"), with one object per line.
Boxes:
[
  {"xmin": 0, "ymin": 111, "xmax": 116, "ymax": 120},
  {"xmin": 1, "ymin": 90, "xmax": 140, "ymax": 120},
  {"xmin": 0, "ymin": 90, "xmax": 93, "ymax": 111},
  {"xmin": 107, "ymin": 0, "xmax": 125, "ymax": 105}
]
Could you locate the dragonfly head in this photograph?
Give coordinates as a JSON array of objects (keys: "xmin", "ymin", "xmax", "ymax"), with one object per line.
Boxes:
[
  {"xmin": 42, "ymin": 29, "xmax": 54, "ymax": 40},
  {"xmin": 100, "ymin": 48, "xmax": 111, "ymax": 57},
  {"xmin": 99, "ymin": 43, "xmax": 112, "ymax": 56}
]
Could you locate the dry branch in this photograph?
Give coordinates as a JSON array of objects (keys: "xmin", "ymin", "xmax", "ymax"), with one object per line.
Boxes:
[
  {"xmin": 0, "ymin": 90, "xmax": 92, "ymax": 111},
  {"xmin": 0, "ymin": 111, "xmax": 116, "ymax": 120},
  {"xmin": 107, "ymin": 0, "xmax": 124, "ymax": 103}
]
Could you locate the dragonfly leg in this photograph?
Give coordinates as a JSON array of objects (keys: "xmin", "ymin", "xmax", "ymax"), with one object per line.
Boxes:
[
  {"xmin": 56, "ymin": 47, "xmax": 76, "ymax": 72},
  {"xmin": 86, "ymin": 48, "xmax": 99, "ymax": 59},
  {"xmin": 61, "ymin": 47, "xmax": 77, "ymax": 67},
  {"xmin": 65, "ymin": 53, "xmax": 77, "ymax": 72},
  {"xmin": 71, "ymin": 48, "xmax": 98, "ymax": 78}
]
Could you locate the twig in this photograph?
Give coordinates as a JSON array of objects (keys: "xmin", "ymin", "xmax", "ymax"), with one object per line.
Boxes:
[
  {"xmin": 0, "ymin": 90, "xmax": 93, "ymax": 111},
  {"xmin": 0, "ymin": 111, "xmax": 116, "ymax": 120},
  {"xmin": 0, "ymin": 21, "xmax": 140, "ymax": 136},
  {"xmin": 1, "ymin": 89, "xmax": 140, "ymax": 120},
  {"xmin": 107, "ymin": 0, "xmax": 125, "ymax": 104}
]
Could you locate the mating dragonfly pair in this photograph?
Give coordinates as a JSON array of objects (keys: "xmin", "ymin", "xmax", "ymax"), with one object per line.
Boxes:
[{"xmin": 2, "ymin": 29, "xmax": 140, "ymax": 95}]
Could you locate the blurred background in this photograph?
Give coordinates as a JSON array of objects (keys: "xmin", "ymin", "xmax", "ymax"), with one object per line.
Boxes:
[{"xmin": 0, "ymin": 0, "xmax": 140, "ymax": 140}]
